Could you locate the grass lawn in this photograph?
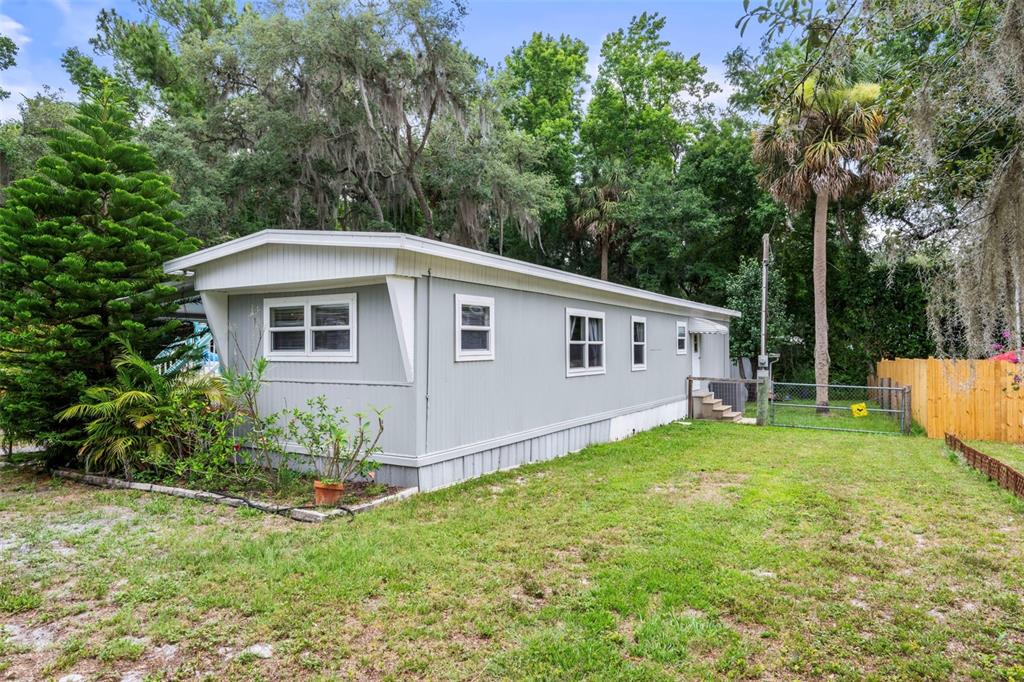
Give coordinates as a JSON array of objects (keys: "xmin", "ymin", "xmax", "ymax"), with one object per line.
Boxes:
[
  {"xmin": 770, "ymin": 399, "xmax": 907, "ymax": 433},
  {"xmin": 744, "ymin": 398, "xmax": 919, "ymax": 435},
  {"xmin": 3, "ymin": 422, "xmax": 1024, "ymax": 680},
  {"xmin": 968, "ymin": 440, "xmax": 1024, "ymax": 472}
]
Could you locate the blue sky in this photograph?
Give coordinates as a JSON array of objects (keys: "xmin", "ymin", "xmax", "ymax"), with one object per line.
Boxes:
[{"xmin": 0, "ymin": 0, "xmax": 758, "ymax": 120}]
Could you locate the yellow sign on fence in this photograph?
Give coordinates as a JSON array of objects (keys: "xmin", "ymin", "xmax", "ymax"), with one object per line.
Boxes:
[{"xmin": 850, "ymin": 402, "xmax": 868, "ymax": 418}]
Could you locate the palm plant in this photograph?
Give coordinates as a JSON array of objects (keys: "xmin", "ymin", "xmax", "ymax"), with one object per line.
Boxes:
[
  {"xmin": 58, "ymin": 338, "xmax": 225, "ymax": 477},
  {"xmin": 753, "ymin": 78, "xmax": 891, "ymax": 409},
  {"xmin": 574, "ymin": 160, "xmax": 633, "ymax": 281}
]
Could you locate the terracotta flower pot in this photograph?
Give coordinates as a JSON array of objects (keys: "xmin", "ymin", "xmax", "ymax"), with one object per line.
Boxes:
[{"xmin": 313, "ymin": 480, "xmax": 346, "ymax": 506}]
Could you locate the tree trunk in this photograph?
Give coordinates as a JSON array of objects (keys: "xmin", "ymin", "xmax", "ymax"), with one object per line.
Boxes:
[
  {"xmin": 0, "ymin": 149, "xmax": 11, "ymax": 190},
  {"xmin": 599, "ymin": 233, "xmax": 609, "ymax": 281},
  {"xmin": 813, "ymin": 190, "xmax": 830, "ymax": 412},
  {"xmin": 409, "ymin": 173, "xmax": 435, "ymax": 240},
  {"xmin": 357, "ymin": 172, "xmax": 384, "ymax": 224}
]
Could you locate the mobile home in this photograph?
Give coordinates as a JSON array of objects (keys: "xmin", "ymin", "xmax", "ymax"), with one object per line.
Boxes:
[{"xmin": 164, "ymin": 230, "xmax": 739, "ymax": 491}]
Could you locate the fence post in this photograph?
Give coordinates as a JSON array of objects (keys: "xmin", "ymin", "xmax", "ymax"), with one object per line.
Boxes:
[
  {"xmin": 903, "ymin": 386, "xmax": 912, "ymax": 434},
  {"xmin": 687, "ymin": 376, "xmax": 693, "ymax": 421}
]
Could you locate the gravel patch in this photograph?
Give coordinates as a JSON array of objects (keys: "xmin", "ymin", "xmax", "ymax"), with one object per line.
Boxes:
[{"xmin": 1, "ymin": 623, "xmax": 57, "ymax": 651}]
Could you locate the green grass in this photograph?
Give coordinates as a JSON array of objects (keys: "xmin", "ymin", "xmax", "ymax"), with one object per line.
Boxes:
[
  {"xmin": 968, "ymin": 440, "xmax": 1024, "ymax": 472},
  {"xmin": 0, "ymin": 582, "xmax": 42, "ymax": 614},
  {"xmin": 2, "ymin": 422, "xmax": 1024, "ymax": 680}
]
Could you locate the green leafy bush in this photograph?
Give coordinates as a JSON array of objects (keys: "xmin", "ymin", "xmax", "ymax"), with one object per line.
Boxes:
[
  {"xmin": 58, "ymin": 338, "xmax": 225, "ymax": 477},
  {"xmin": 286, "ymin": 397, "xmax": 384, "ymax": 484},
  {"xmin": 151, "ymin": 357, "xmax": 288, "ymax": 490},
  {"xmin": 60, "ymin": 344, "xmax": 388, "ymax": 492}
]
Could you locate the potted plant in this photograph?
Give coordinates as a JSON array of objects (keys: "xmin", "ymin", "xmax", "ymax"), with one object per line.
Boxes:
[{"xmin": 287, "ymin": 396, "xmax": 384, "ymax": 506}]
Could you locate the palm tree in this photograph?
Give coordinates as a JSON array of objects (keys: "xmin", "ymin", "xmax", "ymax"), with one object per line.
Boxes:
[
  {"xmin": 574, "ymin": 161, "xmax": 633, "ymax": 281},
  {"xmin": 753, "ymin": 78, "xmax": 891, "ymax": 410},
  {"xmin": 58, "ymin": 338, "xmax": 225, "ymax": 477}
]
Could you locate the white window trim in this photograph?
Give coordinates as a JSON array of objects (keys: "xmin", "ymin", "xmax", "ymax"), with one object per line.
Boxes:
[
  {"xmin": 631, "ymin": 315, "xmax": 647, "ymax": 371},
  {"xmin": 455, "ymin": 293, "xmax": 495, "ymax": 362},
  {"xmin": 566, "ymin": 307, "xmax": 606, "ymax": 377},
  {"xmin": 676, "ymin": 321, "xmax": 688, "ymax": 355},
  {"xmin": 263, "ymin": 292, "xmax": 357, "ymax": 362}
]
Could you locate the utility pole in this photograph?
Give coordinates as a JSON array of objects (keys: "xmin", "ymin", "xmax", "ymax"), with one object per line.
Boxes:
[
  {"xmin": 759, "ymin": 233, "xmax": 770, "ymax": 372},
  {"xmin": 756, "ymin": 233, "xmax": 771, "ymax": 425}
]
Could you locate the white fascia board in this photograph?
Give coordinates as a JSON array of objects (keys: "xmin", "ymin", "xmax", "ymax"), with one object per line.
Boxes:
[{"xmin": 165, "ymin": 230, "xmax": 740, "ymax": 319}]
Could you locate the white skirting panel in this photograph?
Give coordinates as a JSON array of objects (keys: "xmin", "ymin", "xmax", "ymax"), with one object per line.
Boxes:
[
  {"xmin": 416, "ymin": 420, "xmax": 610, "ymax": 492},
  {"xmin": 608, "ymin": 399, "xmax": 687, "ymax": 442},
  {"xmin": 416, "ymin": 398, "xmax": 688, "ymax": 491}
]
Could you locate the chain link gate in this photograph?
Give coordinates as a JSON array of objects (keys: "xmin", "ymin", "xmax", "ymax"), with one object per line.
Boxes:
[{"xmin": 768, "ymin": 382, "xmax": 912, "ymax": 435}]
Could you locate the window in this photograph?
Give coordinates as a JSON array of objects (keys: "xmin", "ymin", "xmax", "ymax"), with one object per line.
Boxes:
[
  {"xmin": 264, "ymin": 293, "xmax": 357, "ymax": 361},
  {"xmin": 455, "ymin": 294, "xmax": 495, "ymax": 361},
  {"xmin": 676, "ymin": 321, "xmax": 688, "ymax": 355},
  {"xmin": 631, "ymin": 316, "xmax": 646, "ymax": 371},
  {"xmin": 566, "ymin": 308, "xmax": 605, "ymax": 376}
]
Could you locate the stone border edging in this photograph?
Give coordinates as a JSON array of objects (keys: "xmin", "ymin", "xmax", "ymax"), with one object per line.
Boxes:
[{"xmin": 51, "ymin": 468, "xmax": 418, "ymax": 522}]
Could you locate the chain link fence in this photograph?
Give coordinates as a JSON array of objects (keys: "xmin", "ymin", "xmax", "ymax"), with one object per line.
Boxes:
[{"xmin": 769, "ymin": 382, "xmax": 912, "ymax": 435}]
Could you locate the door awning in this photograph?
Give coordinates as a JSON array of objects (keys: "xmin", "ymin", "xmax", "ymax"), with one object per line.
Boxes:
[{"xmin": 689, "ymin": 317, "xmax": 729, "ymax": 334}]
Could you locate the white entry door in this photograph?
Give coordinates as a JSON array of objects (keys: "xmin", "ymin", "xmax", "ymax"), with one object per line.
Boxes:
[{"xmin": 691, "ymin": 333, "xmax": 702, "ymax": 389}]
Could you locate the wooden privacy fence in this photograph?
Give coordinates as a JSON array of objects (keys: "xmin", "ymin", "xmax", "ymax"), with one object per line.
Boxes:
[
  {"xmin": 876, "ymin": 358, "xmax": 1024, "ymax": 441},
  {"xmin": 946, "ymin": 433, "xmax": 1024, "ymax": 499}
]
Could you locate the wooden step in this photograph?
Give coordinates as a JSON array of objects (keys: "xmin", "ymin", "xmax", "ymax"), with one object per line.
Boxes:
[{"xmin": 722, "ymin": 410, "xmax": 742, "ymax": 420}]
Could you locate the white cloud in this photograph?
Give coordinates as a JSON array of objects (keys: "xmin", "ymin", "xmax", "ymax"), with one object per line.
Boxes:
[
  {"xmin": 703, "ymin": 64, "xmax": 735, "ymax": 111},
  {"xmin": 0, "ymin": 94, "xmax": 21, "ymax": 121},
  {"xmin": 53, "ymin": 0, "xmax": 110, "ymax": 52},
  {"xmin": 0, "ymin": 77, "xmax": 45, "ymax": 121},
  {"xmin": 580, "ymin": 53, "xmax": 601, "ymax": 109},
  {"xmin": 0, "ymin": 13, "xmax": 30, "ymax": 47},
  {"xmin": 49, "ymin": 0, "xmax": 72, "ymax": 16}
]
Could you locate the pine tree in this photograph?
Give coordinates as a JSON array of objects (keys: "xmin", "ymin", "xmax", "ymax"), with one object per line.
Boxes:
[{"xmin": 0, "ymin": 88, "xmax": 197, "ymax": 453}]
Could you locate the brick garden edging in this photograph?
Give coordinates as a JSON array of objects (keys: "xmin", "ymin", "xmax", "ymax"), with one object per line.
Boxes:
[
  {"xmin": 945, "ymin": 434, "xmax": 1024, "ymax": 500},
  {"xmin": 51, "ymin": 468, "xmax": 418, "ymax": 523}
]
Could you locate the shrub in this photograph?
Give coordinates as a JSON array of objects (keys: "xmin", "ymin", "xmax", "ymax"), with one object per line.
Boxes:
[
  {"xmin": 286, "ymin": 397, "xmax": 384, "ymax": 484},
  {"xmin": 57, "ymin": 337, "xmax": 225, "ymax": 477},
  {"xmin": 60, "ymin": 344, "xmax": 388, "ymax": 492},
  {"xmin": 154, "ymin": 357, "xmax": 287, "ymax": 490}
]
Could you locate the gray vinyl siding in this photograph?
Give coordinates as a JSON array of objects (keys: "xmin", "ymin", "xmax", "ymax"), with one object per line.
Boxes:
[
  {"xmin": 180, "ymin": 234, "xmax": 737, "ymax": 493},
  {"xmin": 195, "ymin": 243, "xmax": 398, "ymax": 290},
  {"xmin": 224, "ymin": 283, "xmax": 418, "ymax": 456},
  {"xmin": 422, "ymin": 277, "xmax": 696, "ymax": 452},
  {"xmin": 212, "ymin": 266, "xmax": 730, "ymax": 492},
  {"xmin": 700, "ymin": 330, "xmax": 730, "ymax": 378}
]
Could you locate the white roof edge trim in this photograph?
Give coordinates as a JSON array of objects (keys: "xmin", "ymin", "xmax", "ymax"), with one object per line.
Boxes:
[{"xmin": 164, "ymin": 230, "xmax": 740, "ymax": 318}]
